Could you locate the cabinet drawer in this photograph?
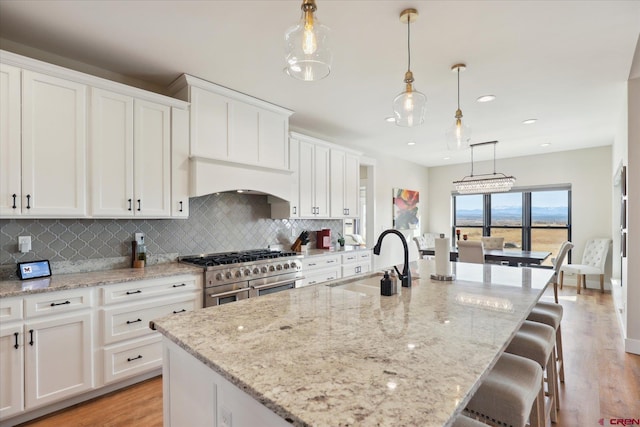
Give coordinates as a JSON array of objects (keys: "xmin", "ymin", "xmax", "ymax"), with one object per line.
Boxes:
[
  {"xmin": 302, "ymin": 255, "xmax": 340, "ymax": 271},
  {"xmin": 102, "ymin": 294, "xmax": 198, "ymax": 344},
  {"xmin": 341, "ymin": 253, "xmax": 358, "ymax": 264},
  {"xmin": 0, "ymin": 297, "xmax": 23, "ymax": 322},
  {"xmin": 24, "ymin": 288, "xmax": 93, "ymax": 318},
  {"xmin": 299, "ymin": 267, "xmax": 341, "ymax": 288},
  {"xmin": 101, "ymin": 275, "xmax": 199, "ymax": 305},
  {"xmin": 103, "ymin": 335, "xmax": 162, "ymax": 384},
  {"xmin": 341, "ymin": 263, "xmax": 371, "ymax": 279},
  {"xmin": 357, "ymin": 251, "xmax": 371, "ymax": 261}
]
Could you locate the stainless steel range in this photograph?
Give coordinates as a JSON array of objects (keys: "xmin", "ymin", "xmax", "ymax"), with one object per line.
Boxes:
[{"xmin": 179, "ymin": 249, "xmax": 303, "ymax": 307}]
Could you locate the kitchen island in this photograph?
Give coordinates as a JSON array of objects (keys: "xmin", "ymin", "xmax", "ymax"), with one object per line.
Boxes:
[{"xmin": 151, "ymin": 259, "xmax": 554, "ymax": 427}]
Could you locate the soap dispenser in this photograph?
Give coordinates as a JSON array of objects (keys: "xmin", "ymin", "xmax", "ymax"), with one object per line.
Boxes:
[{"xmin": 381, "ymin": 271, "xmax": 396, "ymax": 296}]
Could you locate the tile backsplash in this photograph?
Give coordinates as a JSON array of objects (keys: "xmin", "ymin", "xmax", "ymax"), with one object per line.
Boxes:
[{"xmin": 0, "ymin": 193, "xmax": 342, "ymax": 275}]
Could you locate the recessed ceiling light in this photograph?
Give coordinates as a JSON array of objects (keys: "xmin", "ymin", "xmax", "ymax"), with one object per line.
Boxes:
[
  {"xmin": 407, "ymin": 141, "xmax": 416, "ymax": 146},
  {"xmin": 522, "ymin": 119, "xmax": 537, "ymax": 125},
  {"xmin": 443, "ymin": 156, "xmax": 451, "ymax": 160},
  {"xmin": 476, "ymin": 95, "xmax": 496, "ymax": 103},
  {"xmin": 385, "ymin": 116, "xmax": 396, "ymax": 123},
  {"xmin": 540, "ymin": 143, "xmax": 551, "ymax": 147}
]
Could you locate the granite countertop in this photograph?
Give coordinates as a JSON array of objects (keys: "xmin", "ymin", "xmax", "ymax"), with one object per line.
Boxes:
[
  {"xmin": 151, "ymin": 259, "xmax": 554, "ymax": 427},
  {"xmin": 0, "ymin": 263, "xmax": 203, "ymax": 298}
]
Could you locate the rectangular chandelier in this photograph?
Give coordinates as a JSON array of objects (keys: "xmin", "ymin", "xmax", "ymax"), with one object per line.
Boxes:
[
  {"xmin": 453, "ymin": 173, "xmax": 516, "ymax": 194},
  {"xmin": 453, "ymin": 141, "xmax": 516, "ymax": 194}
]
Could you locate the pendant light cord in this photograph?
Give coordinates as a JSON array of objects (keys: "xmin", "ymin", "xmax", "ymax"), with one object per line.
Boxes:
[
  {"xmin": 457, "ymin": 68, "xmax": 461, "ymax": 109},
  {"xmin": 407, "ymin": 16, "xmax": 411, "ymax": 73}
]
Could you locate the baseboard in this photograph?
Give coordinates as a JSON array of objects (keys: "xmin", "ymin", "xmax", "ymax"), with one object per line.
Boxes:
[{"xmin": 624, "ymin": 338, "xmax": 640, "ymax": 355}]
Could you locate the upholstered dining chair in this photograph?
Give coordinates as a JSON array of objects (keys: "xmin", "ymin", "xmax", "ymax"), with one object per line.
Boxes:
[
  {"xmin": 413, "ymin": 236, "xmax": 429, "ymax": 259},
  {"xmin": 481, "ymin": 236, "xmax": 505, "ymax": 250},
  {"xmin": 458, "ymin": 240, "xmax": 485, "ymax": 264},
  {"xmin": 550, "ymin": 241, "xmax": 573, "ymax": 303},
  {"xmin": 559, "ymin": 238, "xmax": 610, "ymax": 294}
]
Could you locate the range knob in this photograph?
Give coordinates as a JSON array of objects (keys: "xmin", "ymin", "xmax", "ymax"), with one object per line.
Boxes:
[
  {"xmin": 269, "ymin": 265, "xmax": 275, "ymax": 272},
  {"xmin": 244, "ymin": 268, "xmax": 251, "ymax": 276},
  {"xmin": 225, "ymin": 272, "xmax": 233, "ymax": 279},
  {"xmin": 261, "ymin": 266, "xmax": 268, "ymax": 274},
  {"xmin": 215, "ymin": 273, "xmax": 224, "ymax": 281},
  {"xmin": 291, "ymin": 261, "xmax": 299, "ymax": 270},
  {"xmin": 253, "ymin": 267, "xmax": 260, "ymax": 275},
  {"xmin": 276, "ymin": 264, "xmax": 283, "ymax": 271},
  {"xmin": 283, "ymin": 263, "xmax": 290, "ymax": 269},
  {"xmin": 235, "ymin": 270, "xmax": 242, "ymax": 278}
]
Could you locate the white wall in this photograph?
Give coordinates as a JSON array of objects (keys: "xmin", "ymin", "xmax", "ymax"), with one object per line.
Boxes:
[
  {"xmin": 427, "ymin": 146, "xmax": 613, "ymax": 286},
  {"xmin": 623, "ymin": 76, "xmax": 640, "ymax": 354},
  {"xmin": 368, "ymin": 152, "xmax": 429, "ymax": 272}
]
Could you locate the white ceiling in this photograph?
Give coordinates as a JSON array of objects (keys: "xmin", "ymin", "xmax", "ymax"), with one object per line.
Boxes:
[{"xmin": 1, "ymin": 1, "xmax": 638, "ymax": 167}]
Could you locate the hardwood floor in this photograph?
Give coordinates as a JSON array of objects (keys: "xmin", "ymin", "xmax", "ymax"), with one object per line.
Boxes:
[{"xmin": 18, "ymin": 286, "xmax": 640, "ymax": 427}]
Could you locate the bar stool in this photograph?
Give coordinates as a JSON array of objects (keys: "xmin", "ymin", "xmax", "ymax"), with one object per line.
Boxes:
[
  {"xmin": 465, "ymin": 352, "xmax": 544, "ymax": 427},
  {"xmin": 505, "ymin": 320, "xmax": 558, "ymax": 423},
  {"xmin": 527, "ymin": 301, "xmax": 565, "ymax": 384},
  {"xmin": 453, "ymin": 414, "xmax": 487, "ymax": 426}
]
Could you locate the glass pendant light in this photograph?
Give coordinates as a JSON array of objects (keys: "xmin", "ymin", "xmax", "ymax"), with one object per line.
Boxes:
[
  {"xmin": 446, "ymin": 63, "xmax": 471, "ymax": 150},
  {"xmin": 284, "ymin": 0, "xmax": 331, "ymax": 81},
  {"xmin": 393, "ymin": 8, "xmax": 426, "ymax": 127}
]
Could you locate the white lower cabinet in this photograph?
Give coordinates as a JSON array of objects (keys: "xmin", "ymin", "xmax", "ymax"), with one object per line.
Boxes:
[
  {"xmin": 98, "ymin": 274, "xmax": 202, "ymax": 385},
  {"xmin": 24, "ymin": 311, "xmax": 94, "ymax": 409},
  {"xmin": 0, "ymin": 272, "xmax": 202, "ymax": 425},
  {"xmin": 0, "ymin": 322, "xmax": 24, "ymax": 419},
  {"xmin": 341, "ymin": 250, "xmax": 372, "ymax": 278},
  {"xmin": 103, "ymin": 335, "xmax": 162, "ymax": 385},
  {"xmin": 299, "ymin": 254, "xmax": 341, "ymax": 287}
]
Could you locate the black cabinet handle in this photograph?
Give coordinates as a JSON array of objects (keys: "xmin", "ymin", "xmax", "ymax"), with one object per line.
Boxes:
[
  {"xmin": 128, "ymin": 198, "xmax": 132, "ymax": 211},
  {"xmin": 137, "ymin": 199, "xmax": 141, "ymax": 211},
  {"xmin": 26, "ymin": 194, "xmax": 31, "ymax": 209},
  {"xmin": 179, "ymin": 201, "xmax": 183, "ymax": 212},
  {"xmin": 29, "ymin": 329, "xmax": 34, "ymax": 346},
  {"xmin": 292, "ymin": 206, "xmax": 297, "ymax": 215},
  {"xmin": 12, "ymin": 194, "xmax": 17, "ymax": 209},
  {"xmin": 173, "ymin": 309, "xmax": 186, "ymax": 314},
  {"xmin": 127, "ymin": 355, "xmax": 143, "ymax": 362},
  {"xmin": 126, "ymin": 290, "xmax": 142, "ymax": 295},
  {"xmin": 126, "ymin": 318, "xmax": 142, "ymax": 325},
  {"xmin": 14, "ymin": 332, "xmax": 19, "ymax": 349},
  {"xmin": 172, "ymin": 283, "xmax": 186, "ymax": 288},
  {"xmin": 50, "ymin": 300, "xmax": 71, "ymax": 307}
]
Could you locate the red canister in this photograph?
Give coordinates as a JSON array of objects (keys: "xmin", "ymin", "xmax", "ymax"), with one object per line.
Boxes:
[{"xmin": 316, "ymin": 229, "xmax": 331, "ymax": 249}]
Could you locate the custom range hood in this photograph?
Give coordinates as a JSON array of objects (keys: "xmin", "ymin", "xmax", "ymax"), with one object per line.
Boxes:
[{"xmin": 169, "ymin": 74, "xmax": 295, "ymax": 204}]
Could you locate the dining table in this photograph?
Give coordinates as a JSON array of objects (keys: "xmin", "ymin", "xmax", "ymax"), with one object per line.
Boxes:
[
  {"xmin": 421, "ymin": 247, "xmax": 551, "ymax": 267},
  {"xmin": 151, "ymin": 259, "xmax": 555, "ymax": 427}
]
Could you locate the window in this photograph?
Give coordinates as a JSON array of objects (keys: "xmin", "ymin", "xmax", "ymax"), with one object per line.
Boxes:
[{"xmin": 452, "ymin": 187, "xmax": 571, "ymax": 266}]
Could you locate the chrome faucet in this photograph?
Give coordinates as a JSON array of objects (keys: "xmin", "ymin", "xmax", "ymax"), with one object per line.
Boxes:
[{"xmin": 372, "ymin": 229, "xmax": 412, "ymax": 287}]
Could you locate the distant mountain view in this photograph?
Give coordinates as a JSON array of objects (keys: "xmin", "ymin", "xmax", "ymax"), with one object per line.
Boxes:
[{"xmin": 457, "ymin": 206, "xmax": 568, "ymax": 225}]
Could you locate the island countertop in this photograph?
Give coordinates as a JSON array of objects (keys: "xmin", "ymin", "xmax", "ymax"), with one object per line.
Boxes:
[{"xmin": 151, "ymin": 259, "xmax": 554, "ymax": 427}]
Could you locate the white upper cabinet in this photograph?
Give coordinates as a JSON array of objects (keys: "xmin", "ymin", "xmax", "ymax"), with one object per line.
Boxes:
[
  {"xmin": 330, "ymin": 149, "xmax": 360, "ymax": 218},
  {"xmin": 21, "ymin": 70, "xmax": 87, "ymax": 217},
  {"xmin": 90, "ymin": 89, "xmax": 171, "ymax": 218},
  {"xmin": 298, "ymin": 138, "xmax": 330, "ymax": 218},
  {"xmin": 0, "ymin": 63, "xmax": 21, "ymax": 217},
  {"xmin": 133, "ymin": 99, "xmax": 171, "ymax": 217},
  {"xmin": 90, "ymin": 88, "xmax": 134, "ymax": 217},
  {"xmin": 171, "ymin": 107, "xmax": 190, "ymax": 218},
  {"xmin": 1, "ymin": 50, "xmax": 189, "ymax": 219},
  {"xmin": 169, "ymin": 74, "xmax": 293, "ymax": 172}
]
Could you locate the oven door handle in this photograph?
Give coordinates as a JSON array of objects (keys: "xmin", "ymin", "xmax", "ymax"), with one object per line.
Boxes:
[
  {"xmin": 250, "ymin": 277, "xmax": 305, "ymax": 290},
  {"xmin": 209, "ymin": 288, "xmax": 249, "ymax": 298}
]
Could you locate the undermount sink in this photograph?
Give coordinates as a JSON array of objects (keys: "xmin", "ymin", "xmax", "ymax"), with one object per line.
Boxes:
[{"xmin": 328, "ymin": 281, "xmax": 380, "ymax": 296}]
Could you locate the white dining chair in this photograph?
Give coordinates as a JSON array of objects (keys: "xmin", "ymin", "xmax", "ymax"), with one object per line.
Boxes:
[
  {"xmin": 458, "ymin": 240, "xmax": 485, "ymax": 264},
  {"xmin": 413, "ymin": 236, "xmax": 429, "ymax": 259},
  {"xmin": 481, "ymin": 236, "xmax": 504, "ymax": 250},
  {"xmin": 559, "ymin": 238, "xmax": 611, "ymax": 294},
  {"xmin": 550, "ymin": 241, "xmax": 573, "ymax": 303}
]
